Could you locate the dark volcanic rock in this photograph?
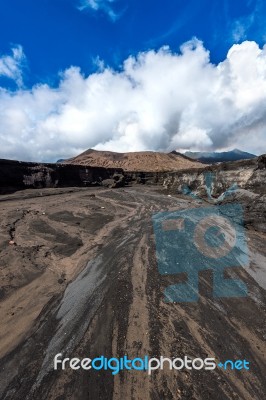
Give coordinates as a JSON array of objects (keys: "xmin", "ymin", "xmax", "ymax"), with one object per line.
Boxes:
[
  {"xmin": 0, "ymin": 159, "xmax": 124, "ymax": 194},
  {"xmin": 258, "ymin": 154, "xmax": 266, "ymax": 169},
  {"xmin": 112, "ymin": 173, "xmax": 126, "ymax": 188},
  {"xmin": 102, "ymin": 174, "xmax": 126, "ymax": 189}
]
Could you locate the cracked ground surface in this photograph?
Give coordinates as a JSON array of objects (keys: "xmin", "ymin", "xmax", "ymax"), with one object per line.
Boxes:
[{"xmin": 0, "ymin": 186, "xmax": 265, "ymax": 399}]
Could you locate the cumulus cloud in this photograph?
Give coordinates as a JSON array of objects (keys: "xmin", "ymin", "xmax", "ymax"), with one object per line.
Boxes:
[
  {"xmin": 0, "ymin": 45, "xmax": 25, "ymax": 87},
  {"xmin": 78, "ymin": 0, "xmax": 120, "ymax": 21},
  {"xmin": 0, "ymin": 39, "xmax": 266, "ymax": 162}
]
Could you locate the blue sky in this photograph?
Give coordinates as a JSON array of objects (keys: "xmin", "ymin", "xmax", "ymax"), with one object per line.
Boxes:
[
  {"xmin": 1, "ymin": 0, "xmax": 265, "ymax": 88},
  {"xmin": 0, "ymin": 0, "xmax": 266, "ymax": 161}
]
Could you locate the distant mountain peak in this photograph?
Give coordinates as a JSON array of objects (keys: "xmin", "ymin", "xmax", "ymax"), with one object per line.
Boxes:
[{"xmin": 184, "ymin": 149, "xmax": 257, "ymax": 164}]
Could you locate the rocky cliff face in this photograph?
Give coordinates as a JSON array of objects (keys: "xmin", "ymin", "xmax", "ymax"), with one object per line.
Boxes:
[
  {"xmin": 1, "ymin": 155, "xmax": 265, "ymax": 197},
  {"xmin": 159, "ymin": 154, "xmax": 266, "ymax": 234},
  {"xmin": 161, "ymin": 154, "xmax": 266, "ymax": 197},
  {"xmin": 0, "ymin": 159, "xmax": 123, "ymax": 194}
]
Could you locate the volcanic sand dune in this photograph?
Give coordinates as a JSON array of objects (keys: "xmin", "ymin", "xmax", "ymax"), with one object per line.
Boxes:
[
  {"xmin": 63, "ymin": 149, "xmax": 202, "ymax": 172},
  {"xmin": 0, "ymin": 186, "xmax": 265, "ymax": 399}
]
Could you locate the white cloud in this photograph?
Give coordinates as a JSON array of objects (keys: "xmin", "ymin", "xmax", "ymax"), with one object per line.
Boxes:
[
  {"xmin": 232, "ymin": 21, "xmax": 248, "ymax": 43},
  {"xmin": 0, "ymin": 45, "xmax": 25, "ymax": 87},
  {"xmin": 231, "ymin": 0, "xmax": 266, "ymax": 44},
  {"xmin": 0, "ymin": 39, "xmax": 266, "ymax": 162},
  {"xmin": 78, "ymin": 0, "xmax": 120, "ymax": 21}
]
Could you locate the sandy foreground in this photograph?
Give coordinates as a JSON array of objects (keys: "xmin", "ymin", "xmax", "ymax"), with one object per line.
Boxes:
[{"xmin": 0, "ymin": 186, "xmax": 265, "ymax": 399}]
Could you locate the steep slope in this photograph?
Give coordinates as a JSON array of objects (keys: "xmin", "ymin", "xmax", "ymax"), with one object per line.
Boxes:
[{"xmin": 63, "ymin": 149, "xmax": 202, "ymax": 172}]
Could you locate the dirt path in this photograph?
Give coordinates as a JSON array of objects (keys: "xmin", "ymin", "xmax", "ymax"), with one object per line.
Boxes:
[{"xmin": 0, "ymin": 186, "xmax": 265, "ymax": 399}]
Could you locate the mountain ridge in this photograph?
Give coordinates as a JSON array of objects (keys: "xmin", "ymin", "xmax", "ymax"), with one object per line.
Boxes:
[
  {"xmin": 62, "ymin": 148, "xmax": 203, "ymax": 172},
  {"xmin": 184, "ymin": 149, "xmax": 257, "ymax": 164}
]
